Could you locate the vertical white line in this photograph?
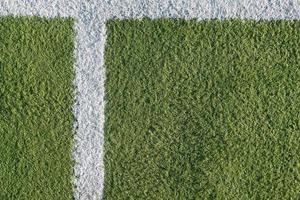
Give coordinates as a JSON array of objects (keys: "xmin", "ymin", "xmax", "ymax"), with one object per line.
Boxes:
[{"xmin": 73, "ymin": 2, "xmax": 107, "ymax": 199}]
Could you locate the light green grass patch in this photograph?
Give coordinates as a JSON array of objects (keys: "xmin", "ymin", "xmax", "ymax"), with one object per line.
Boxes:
[
  {"xmin": 104, "ymin": 19, "xmax": 300, "ymax": 199},
  {"xmin": 0, "ymin": 17, "xmax": 74, "ymax": 199}
]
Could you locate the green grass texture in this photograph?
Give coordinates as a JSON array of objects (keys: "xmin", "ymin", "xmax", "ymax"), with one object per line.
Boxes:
[
  {"xmin": 104, "ymin": 19, "xmax": 300, "ymax": 199},
  {"xmin": 0, "ymin": 17, "xmax": 74, "ymax": 199}
]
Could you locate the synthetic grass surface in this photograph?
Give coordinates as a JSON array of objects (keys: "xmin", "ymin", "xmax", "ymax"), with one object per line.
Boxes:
[
  {"xmin": 0, "ymin": 17, "xmax": 74, "ymax": 199},
  {"xmin": 104, "ymin": 19, "xmax": 300, "ymax": 199}
]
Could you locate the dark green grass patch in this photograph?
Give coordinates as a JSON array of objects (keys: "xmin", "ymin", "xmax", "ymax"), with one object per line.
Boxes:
[
  {"xmin": 0, "ymin": 17, "xmax": 74, "ymax": 199},
  {"xmin": 104, "ymin": 19, "xmax": 300, "ymax": 199}
]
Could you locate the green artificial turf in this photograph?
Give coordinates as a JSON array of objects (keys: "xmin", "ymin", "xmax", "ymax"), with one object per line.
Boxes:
[
  {"xmin": 0, "ymin": 17, "xmax": 74, "ymax": 199},
  {"xmin": 104, "ymin": 19, "xmax": 300, "ymax": 199}
]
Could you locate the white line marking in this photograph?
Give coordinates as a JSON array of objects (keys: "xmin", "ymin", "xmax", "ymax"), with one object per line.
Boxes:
[{"xmin": 1, "ymin": 0, "xmax": 300, "ymax": 199}]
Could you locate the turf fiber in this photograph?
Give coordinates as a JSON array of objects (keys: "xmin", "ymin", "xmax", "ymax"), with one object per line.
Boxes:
[
  {"xmin": 104, "ymin": 19, "xmax": 300, "ymax": 199},
  {"xmin": 0, "ymin": 17, "xmax": 74, "ymax": 199}
]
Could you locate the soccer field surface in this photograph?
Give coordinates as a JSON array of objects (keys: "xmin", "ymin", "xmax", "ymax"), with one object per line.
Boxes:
[
  {"xmin": 1, "ymin": 1, "xmax": 300, "ymax": 200},
  {"xmin": 0, "ymin": 17, "xmax": 74, "ymax": 199},
  {"xmin": 104, "ymin": 19, "xmax": 300, "ymax": 199}
]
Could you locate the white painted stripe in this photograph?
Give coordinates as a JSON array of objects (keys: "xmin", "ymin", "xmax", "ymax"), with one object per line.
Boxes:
[
  {"xmin": 1, "ymin": 0, "xmax": 300, "ymax": 199},
  {"xmin": 72, "ymin": 2, "xmax": 106, "ymax": 199}
]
